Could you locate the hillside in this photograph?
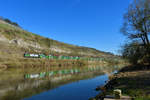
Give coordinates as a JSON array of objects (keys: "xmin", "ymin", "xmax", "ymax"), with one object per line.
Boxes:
[
  {"xmin": 0, "ymin": 18, "xmax": 117, "ymax": 57},
  {"xmin": 0, "ymin": 18, "xmax": 121, "ymax": 68}
]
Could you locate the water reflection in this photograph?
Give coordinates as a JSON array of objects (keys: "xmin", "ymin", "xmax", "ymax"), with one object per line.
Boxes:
[
  {"xmin": 0, "ymin": 66, "xmax": 120, "ymax": 100},
  {"xmin": 24, "ymin": 74, "xmax": 109, "ymax": 100}
]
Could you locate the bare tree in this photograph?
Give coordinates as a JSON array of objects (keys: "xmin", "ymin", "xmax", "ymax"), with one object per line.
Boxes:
[{"xmin": 121, "ymin": 0, "xmax": 150, "ymax": 50}]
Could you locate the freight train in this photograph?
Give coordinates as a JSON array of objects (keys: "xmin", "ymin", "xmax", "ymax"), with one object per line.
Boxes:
[
  {"xmin": 24, "ymin": 53, "xmax": 81, "ymax": 60},
  {"xmin": 24, "ymin": 53, "xmax": 119, "ymax": 61}
]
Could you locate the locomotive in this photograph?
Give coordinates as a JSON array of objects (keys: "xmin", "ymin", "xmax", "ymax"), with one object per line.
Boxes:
[{"xmin": 24, "ymin": 53, "xmax": 46, "ymax": 58}]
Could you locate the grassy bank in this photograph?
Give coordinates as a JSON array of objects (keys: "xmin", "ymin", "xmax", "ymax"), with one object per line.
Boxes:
[
  {"xmin": 93, "ymin": 65, "xmax": 150, "ymax": 100},
  {"xmin": 0, "ymin": 55, "xmax": 116, "ymax": 70}
]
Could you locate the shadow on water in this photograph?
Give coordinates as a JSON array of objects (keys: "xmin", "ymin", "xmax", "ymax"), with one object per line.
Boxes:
[{"xmin": 0, "ymin": 65, "xmax": 120, "ymax": 100}]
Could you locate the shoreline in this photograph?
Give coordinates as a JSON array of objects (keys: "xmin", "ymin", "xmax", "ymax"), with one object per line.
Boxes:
[
  {"xmin": 91, "ymin": 65, "xmax": 150, "ymax": 100},
  {"xmin": 0, "ymin": 57, "xmax": 120, "ymax": 69}
]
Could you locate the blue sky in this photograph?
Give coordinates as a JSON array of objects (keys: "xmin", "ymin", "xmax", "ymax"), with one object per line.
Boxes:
[{"xmin": 0, "ymin": 0, "xmax": 131, "ymax": 54}]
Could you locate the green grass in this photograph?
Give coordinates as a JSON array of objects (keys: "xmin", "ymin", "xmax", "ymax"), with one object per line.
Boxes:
[{"xmin": 135, "ymin": 97, "xmax": 150, "ymax": 100}]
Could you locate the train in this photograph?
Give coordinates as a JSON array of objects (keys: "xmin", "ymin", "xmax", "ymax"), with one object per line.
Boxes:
[
  {"xmin": 24, "ymin": 53, "xmax": 81, "ymax": 60},
  {"xmin": 24, "ymin": 53, "xmax": 119, "ymax": 61}
]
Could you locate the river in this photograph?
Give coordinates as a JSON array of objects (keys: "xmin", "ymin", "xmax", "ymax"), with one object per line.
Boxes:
[
  {"xmin": 24, "ymin": 73, "xmax": 108, "ymax": 100},
  {"xmin": 0, "ymin": 66, "xmax": 119, "ymax": 100}
]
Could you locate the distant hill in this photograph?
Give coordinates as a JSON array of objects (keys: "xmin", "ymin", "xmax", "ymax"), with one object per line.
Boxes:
[{"xmin": 0, "ymin": 17, "xmax": 118, "ymax": 58}]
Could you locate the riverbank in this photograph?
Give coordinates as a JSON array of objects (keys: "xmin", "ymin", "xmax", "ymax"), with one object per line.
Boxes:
[
  {"xmin": 93, "ymin": 65, "xmax": 150, "ymax": 100},
  {"xmin": 0, "ymin": 56, "xmax": 122, "ymax": 70}
]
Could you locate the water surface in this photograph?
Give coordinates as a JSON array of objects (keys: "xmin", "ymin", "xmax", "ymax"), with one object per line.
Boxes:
[
  {"xmin": 0, "ymin": 66, "xmax": 119, "ymax": 100},
  {"xmin": 24, "ymin": 73, "xmax": 108, "ymax": 100}
]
